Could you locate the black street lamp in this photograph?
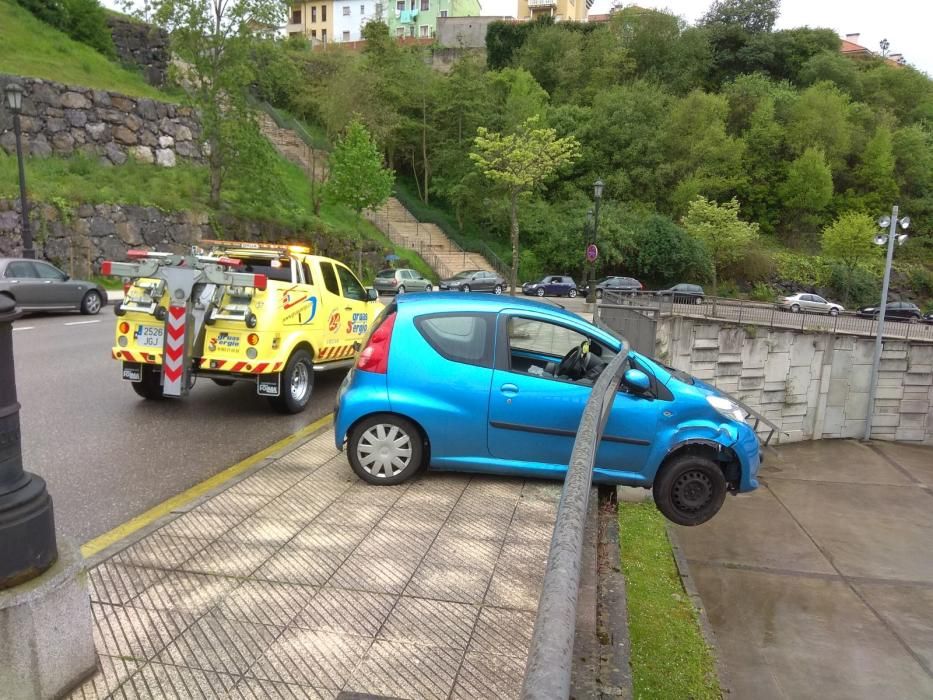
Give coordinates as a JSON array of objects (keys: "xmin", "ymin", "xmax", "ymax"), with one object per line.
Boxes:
[
  {"xmin": 0, "ymin": 295, "xmax": 58, "ymax": 589},
  {"xmin": 4, "ymin": 82, "xmax": 35, "ymax": 259},
  {"xmin": 586, "ymin": 179, "xmax": 604, "ymax": 303}
]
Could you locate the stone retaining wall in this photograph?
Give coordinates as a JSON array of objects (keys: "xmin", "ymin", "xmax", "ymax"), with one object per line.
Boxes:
[
  {"xmin": 655, "ymin": 316, "xmax": 933, "ymax": 445},
  {"xmin": 107, "ymin": 17, "xmax": 170, "ymax": 87},
  {"xmin": 0, "ymin": 74, "xmax": 202, "ymax": 167}
]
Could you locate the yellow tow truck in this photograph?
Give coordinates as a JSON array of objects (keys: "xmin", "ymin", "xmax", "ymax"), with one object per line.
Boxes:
[{"xmin": 103, "ymin": 241, "xmax": 384, "ymax": 413}]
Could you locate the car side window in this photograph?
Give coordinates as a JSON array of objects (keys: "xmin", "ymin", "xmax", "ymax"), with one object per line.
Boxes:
[
  {"xmin": 302, "ymin": 263, "xmax": 314, "ymax": 284},
  {"xmin": 415, "ymin": 313, "xmax": 494, "ymax": 368},
  {"xmin": 33, "ymin": 262, "xmax": 66, "ymax": 280},
  {"xmin": 336, "ymin": 265, "xmax": 367, "ymax": 301},
  {"xmin": 6, "ymin": 261, "xmax": 38, "ymax": 278},
  {"xmin": 320, "ymin": 262, "xmax": 341, "ymax": 296},
  {"xmin": 507, "ymin": 317, "xmax": 586, "ymax": 365}
]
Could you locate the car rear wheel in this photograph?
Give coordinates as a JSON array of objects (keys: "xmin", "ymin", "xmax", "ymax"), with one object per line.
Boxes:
[
  {"xmin": 653, "ymin": 453, "xmax": 727, "ymax": 526},
  {"xmin": 791, "ymin": 304, "xmax": 801, "ymax": 313},
  {"xmin": 424, "ymin": 284, "xmax": 432, "ymax": 292},
  {"xmin": 695, "ymin": 296, "xmax": 703, "ymax": 305},
  {"xmin": 131, "ymin": 364, "xmax": 164, "ymax": 400},
  {"xmin": 494, "ymin": 284, "xmax": 503, "ymax": 295},
  {"xmin": 596, "ymin": 289, "xmax": 603, "ymax": 300},
  {"xmin": 462, "ymin": 284, "xmax": 471, "ymax": 292},
  {"xmin": 348, "ymin": 414, "xmax": 424, "ymax": 485},
  {"xmin": 211, "ymin": 378, "xmax": 236, "ymax": 387},
  {"xmin": 536, "ymin": 288, "xmax": 545, "ymax": 297},
  {"xmin": 829, "ymin": 307, "xmax": 839, "ymax": 316},
  {"xmin": 397, "ymin": 285, "xmax": 406, "ymax": 294},
  {"xmin": 268, "ymin": 349, "xmax": 313, "ymax": 414},
  {"xmin": 81, "ymin": 290, "xmax": 103, "ymax": 315},
  {"xmin": 568, "ymin": 288, "xmax": 577, "ymax": 298}
]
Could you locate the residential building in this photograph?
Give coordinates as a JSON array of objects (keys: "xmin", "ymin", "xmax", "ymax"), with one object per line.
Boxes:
[
  {"xmin": 517, "ymin": 0, "xmax": 592, "ymax": 22},
  {"xmin": 384, "ymin": 0, "xmax": 480, "ymax": 40},
  {"xmin": 333, "ymin": 0, "xmax": 377, "ymax": 43},
  {"xmin": 286, "ymin": 2, "xmax": 333, "ymax": 44},
  {"xmin": 840, "ymin": 33, "xmax": 906, "ymax": 67}
]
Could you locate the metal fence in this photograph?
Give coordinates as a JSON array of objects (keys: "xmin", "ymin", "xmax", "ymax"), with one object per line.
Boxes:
[
  {"xmin": 601, "ymin": 290, "xmax": 933, "ymax": 343},
  {"xmin": 521, "ymin": 341, "xmax": 630, "ymax": 699}
]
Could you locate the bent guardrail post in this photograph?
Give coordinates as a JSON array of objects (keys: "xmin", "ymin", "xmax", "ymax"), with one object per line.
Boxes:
[{"xmin": 521, "ymin": 345, "xmax": 630, "ymax": 700}]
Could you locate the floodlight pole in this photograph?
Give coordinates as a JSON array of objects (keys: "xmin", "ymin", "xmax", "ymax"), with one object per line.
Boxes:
[{"xmin": 864, "ymin": 205, "xmax": 899, "ymax": 441}]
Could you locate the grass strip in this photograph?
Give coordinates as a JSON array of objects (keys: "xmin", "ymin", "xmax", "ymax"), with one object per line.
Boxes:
[{"xmin": 618, "ymin": 502, "xmax": 722, "ymax": 700}]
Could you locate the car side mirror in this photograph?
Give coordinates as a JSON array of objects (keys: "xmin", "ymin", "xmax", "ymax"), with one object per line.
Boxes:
[
  {"xmin": 367, "ymin": 288, "xmax": 379, "ymax": 301},
  {"xmin": 622, "ymin": 369, "xmax": 651, "ymax": 394}
]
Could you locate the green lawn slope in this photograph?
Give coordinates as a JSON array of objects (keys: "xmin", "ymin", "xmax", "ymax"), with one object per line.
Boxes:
[{"xmin": 0, "ymin": 0, "xmax": 168, "ymax": 99}]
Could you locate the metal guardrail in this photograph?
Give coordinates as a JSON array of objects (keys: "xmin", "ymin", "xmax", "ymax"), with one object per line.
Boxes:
[
  {"xmin": 521, "ymin": 343, "xmax": 630, "ymax": 699},
  {"xmin": 602, "ymin": 290, "xmax": 933, "ymax": 343}
]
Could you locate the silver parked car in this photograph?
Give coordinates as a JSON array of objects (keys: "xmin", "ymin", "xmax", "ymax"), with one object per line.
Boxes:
[
  {"xmin": 0, "ymin": 258, "xmax": 107, "ymax": 314},
  {"xmin": 373, "ymin": 268, "xmax": 433, "ymax": 295},
  {"xmin": 778, "ymin": 292, "xmax": 843, "ymax": 316}
]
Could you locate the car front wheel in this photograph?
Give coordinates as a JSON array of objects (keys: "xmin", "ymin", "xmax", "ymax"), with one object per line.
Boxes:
[
  {"xmin": 397, "ymin": 285, "xmax": 406, "ymax": 294},
  {"xmin": 81, "ymin": 290, "xmax": 103, "ymax": 315},
  {"xmin": 536, "ymin": 288, "xmax": 545, "ymax": 297},
  {"xmin": 494, "ymin": 284, "xmax": 503, "ymax": 295},
  {"xmin": 348, "ymin": 414, "xmax": 424, "ymax": 485},
  {"xmin": 653, "ymin": 452, "xmax": 727, "ymax": 526},
  {"xmin": 791, "ymin": 304, "xmax": 800, "ymax": 313},
  {"xmin": 462, "ymin": 284, "xmax": 471, "ymax": 293},
  {"xmin": 424, "ymin": 284, "xmax": 432, "ymax": 292},
  {"xmin": 829, "ymin": 307, "xmax": 839, "ymax": 316}
]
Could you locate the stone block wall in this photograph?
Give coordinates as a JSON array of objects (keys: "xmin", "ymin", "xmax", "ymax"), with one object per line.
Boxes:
[
  {"xmin": 106, "ymin": 17, "xmax": 170, "ymax": 87},
  {"xmin": 0, "ymin": 74, "xmax": 202, "ymax": 167},
  {"xmin": 655, "ymin": 316, "xmax": 933, "ymax": 445}
]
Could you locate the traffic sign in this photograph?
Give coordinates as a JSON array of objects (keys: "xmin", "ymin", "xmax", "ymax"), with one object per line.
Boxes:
[{"xmin": 586, "ymin": 244, "xmax": 598, "ymax": 263}]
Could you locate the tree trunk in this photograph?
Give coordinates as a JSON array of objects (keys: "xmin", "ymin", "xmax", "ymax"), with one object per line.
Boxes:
[
  {"xmin": 411, "ymin": 153, "xmax": 423, "ymax": 202},
  {"xmin": 422, "ymin": 93, "xmax": 429, "ymax": 205},
  {"xmin": 509, "ymin": 189, "xmax": 519, "ymax": 297},
  {"xmin": 209, "ymin": 136, "xmax": 222, "ymax": 209}
]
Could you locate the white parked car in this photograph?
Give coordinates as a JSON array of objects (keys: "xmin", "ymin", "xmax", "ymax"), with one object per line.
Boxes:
[{"xmin": 778, "ymin": 292, "xmax": 843, "ymax": 316}]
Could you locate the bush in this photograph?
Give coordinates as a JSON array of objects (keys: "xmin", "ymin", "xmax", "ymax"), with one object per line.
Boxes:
[
  {"xmin": 16, "ymin": 0, "xmax": 115, "ymax": 57},
  {"xmin": 722, "ymin": 247, "xmax": 775, "ymax": 285},
  {"xmin": 827, "ymin": 263, "xmax": 880, "ymax": 307},
  {"xmin": 904, "ymin": 264, "xmax": 933, "ymax": 298},
  {"xmin": 774, "ymin": 251, "xmax": 832, "ymax": 287},
  {"xmin": 750, "ymin": 282, "xmax": 776, "ymax": 302}
]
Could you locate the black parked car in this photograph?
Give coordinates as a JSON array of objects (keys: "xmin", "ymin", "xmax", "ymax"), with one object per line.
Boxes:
[
  {"xmin": 0, "ymin": 257, "xmax": 107, "ymax": 315},
  {"xmin": 438, "ymin": 269, "xmax": 507, "ymax": 294},
  {"xmin": 857, "ymin": 301, "xmax": 923, "ymax": 322},
  {"xmin": 521, "ymin": 275, "xmax": 578, "ymax": 298},
  {"xmin": 655, "ymin": 283, "xmax": 705, "ymax": 304},
  {"xmin": 580, "ymin": 276, "xmax": 643, "ymax": 299},
  {"xmin": 924, "ymin": 311, "xmax": 933, "ymax": 325}
]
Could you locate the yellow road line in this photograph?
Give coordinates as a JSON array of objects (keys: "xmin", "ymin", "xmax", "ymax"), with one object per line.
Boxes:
[{"xmin": 81, "ymin": 413, "xmax": 334, "ymax": 558}]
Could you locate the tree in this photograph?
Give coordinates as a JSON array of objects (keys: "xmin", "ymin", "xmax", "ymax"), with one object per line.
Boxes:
[
  {"xmin": 821, "ymin": 212, "xmax": 880, "ymax": 304},
  {"xmin": 146, "ymin": 0, "xmax": 284, "ymax": 207},
  {"xmin": 682, "ymin": 196, "xmax": 759, "ymax": 296},
  {"xmin": 325, "ymin": 120, "xmax": 394, "ymax": 271},
  {"xmin": 470, "ymin": 116, "xmax": 580, "ymax": 295},
  {"xmin": 854, "ymin": 126, "xmax": 898, "ymax": 213},
  {"xmin": 700, "ymin": 0, "xmax": 780, "ymax": 33},
  {"xmin": 779, "ymin": 147, "xmax": 833, "ymax": 233}
]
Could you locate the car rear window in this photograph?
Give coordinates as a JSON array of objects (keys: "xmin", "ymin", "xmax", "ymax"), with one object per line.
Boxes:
[
  {"xmin": 376, "ymin": 269, "xmax": 396, "ymax": 279},
  {"xmin": 415, "ymin": 313, "xmax": 494, "ymax": 368}
]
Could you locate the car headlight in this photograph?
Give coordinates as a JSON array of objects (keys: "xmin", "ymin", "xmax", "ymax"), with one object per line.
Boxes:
[{"xmin": 707, "ymin": 395, "xmax": 747, "ymax": 422}]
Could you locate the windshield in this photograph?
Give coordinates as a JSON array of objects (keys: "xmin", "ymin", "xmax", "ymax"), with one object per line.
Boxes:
[{"xmin": 453, "ymin": 270, "xmax": 478, "ymax": 279}]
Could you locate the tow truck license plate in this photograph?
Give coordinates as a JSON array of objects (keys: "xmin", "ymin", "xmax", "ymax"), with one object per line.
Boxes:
[
  {"xmin": 135, "ymin": 325, "xmax": 164, "ymax": 348},
  {"xmin": 257, "ymin": 376, "xmax": 280, "ymax": 397},
  {"xmin": 122, "ymin": 363, "xmax": 142, "ymax": 382}
]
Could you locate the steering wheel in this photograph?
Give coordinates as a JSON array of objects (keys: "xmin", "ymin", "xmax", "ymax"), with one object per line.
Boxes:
[{"xmin": 557, "ymin": 340, "xmax": 590, "ymax": 380}]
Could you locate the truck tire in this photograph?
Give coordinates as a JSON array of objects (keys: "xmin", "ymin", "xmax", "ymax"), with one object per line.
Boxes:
[
  {"xmin": 131, "ymin": 365, "xmax": 164, "ymax": 400},
  {"xmin": 269, "ymin": 349, "xmax": 314, "ymax": 414}
]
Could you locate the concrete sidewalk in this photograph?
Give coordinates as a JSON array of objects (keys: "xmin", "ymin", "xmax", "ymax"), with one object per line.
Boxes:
[
  {"xmin": 673, "ymin": 439, "xmax": 933, "ymax": 699},
  {"xmin": 67, "ymin": 428, "xmax": 562, "ymax": 699}
]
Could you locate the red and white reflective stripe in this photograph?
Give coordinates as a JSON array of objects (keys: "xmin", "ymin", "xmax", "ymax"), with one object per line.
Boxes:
[
  {"xmin": 113, "ymin": 349, "xmax": 161, "ymax": 364},
  {"xmin": 162, "ymin": 304, "xmax": 186, "ymax": 395},
  {"xmin": 319, "ymin": 345, "xmax": 356, "ymax": 360}
]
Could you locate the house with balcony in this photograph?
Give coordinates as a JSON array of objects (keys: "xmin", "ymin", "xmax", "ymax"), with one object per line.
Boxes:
[
  {"xmin": 385, "ymin": 0, "xmax": 480, "ymax": 39},
  {"xmin": 518, "ymin": 0, "xmax": 591, "ymax": 22}
]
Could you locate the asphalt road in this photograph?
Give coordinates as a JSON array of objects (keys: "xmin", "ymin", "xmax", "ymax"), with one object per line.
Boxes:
[{"xmin": 10, "ymin": 312, "xmax": 344, "ymax": 545}]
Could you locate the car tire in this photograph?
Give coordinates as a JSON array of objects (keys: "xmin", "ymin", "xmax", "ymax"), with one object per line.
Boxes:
[
  {"xmin": 424, "ymin": 284, "xmax": 432, "ymax": 292},
  {"xmin": 348, "ymin": 413, "xmax": 424, "ymax": 485},
  {"xmin": 910, "ymin": 314, "xmax": 920, "ymax": 324},
  {"xmin": 268, "ymin": 349, "xmax": 313, "ymax": 414},
  {"xmin": 211, "ymin": 378, "xmax": 236, "ymax": 387},
  {"xmin": 536, "ymin": 288, "xmax": 545, "ymax": 297},
  {"xmin": 695, "ymin": 297, "xmax": 703, "ymax": 305},
  {"xmin": 397, "ymin": 285, "xmax": 406, "ymax": 294},
  {"xmin": 829, "ymin": 307, "xmax": 839, "ymax": 316},
  {"xmin": 462, "ymin": 284, "xmax": 471, "ymax": 292},
  {"xmin": 131, "ymin": 364, "xmax": 164, "ymax": 400},
  {"xmin": 653, "ymin": 452, "xmax": 727, "ymax": 526},
  {"xmin": 568, "ymin": 288, "xmax": 577, "ymax": 298},
  {"xmin": 595, "ymin": 289, "xmax": 603, "ymax": 300},
  {"xmin": 81, "ymin": 290, "xmax": 103, "ymax": 315},
  {"xmin": 791, "ymin": 304, "xmax": 801, "ymax": 313},
  {"xmin": 494, "ymin": 284, "xmax": 503, "ymax": 295}
]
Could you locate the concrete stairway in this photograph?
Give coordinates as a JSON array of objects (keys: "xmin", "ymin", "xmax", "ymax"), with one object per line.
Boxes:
[
  {"xmin": 366, "ymin": 198, "xmax": 495, "ymax": 280},
  {"xmin": 257, "ymin": 112, "xmax": 328, "ymax": 181}
]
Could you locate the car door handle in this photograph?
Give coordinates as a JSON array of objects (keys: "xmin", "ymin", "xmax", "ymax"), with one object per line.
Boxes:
[{"xmin": 500, "ymin": 383, "xmax": 519, "ymax": 396}]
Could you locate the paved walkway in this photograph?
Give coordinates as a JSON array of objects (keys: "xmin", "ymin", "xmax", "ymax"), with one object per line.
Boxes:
[
  {"xmin": 67, "ymin": 428, "xmax": 561, "ymax": 699},
  {"xmin": 673, "ymin": 439, "xmax": 933, "ymax": 699}
]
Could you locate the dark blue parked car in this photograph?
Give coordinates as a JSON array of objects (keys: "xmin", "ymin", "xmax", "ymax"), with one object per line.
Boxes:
[
  {"xmin": 521, "ymin": 275, "xmax": 578, "ymax": 298},
  {"xmin": 335, "ymin": 293, "xmax": 760, "ymax": 525}
]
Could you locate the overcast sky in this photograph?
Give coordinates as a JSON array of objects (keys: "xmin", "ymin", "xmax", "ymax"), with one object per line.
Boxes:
[{"xmin": 480, "ymin": 0, "xmax": 933, "ymax": 77}]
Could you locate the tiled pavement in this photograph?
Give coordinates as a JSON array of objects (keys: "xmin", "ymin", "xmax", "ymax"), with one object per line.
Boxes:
[{"xmin": 67, "ymin": 429, "xmax": 561, "ymax": 699}]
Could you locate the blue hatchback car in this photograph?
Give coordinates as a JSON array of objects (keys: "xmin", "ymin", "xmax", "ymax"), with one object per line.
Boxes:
[{"xmin": 335, "ymin": 293, "xmax": 760, "ymax": 525}]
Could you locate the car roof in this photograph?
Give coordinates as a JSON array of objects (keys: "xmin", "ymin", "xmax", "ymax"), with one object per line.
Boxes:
[{"xmin": 394, "ymin": 291, "xmax": 597, "ymax": 326}]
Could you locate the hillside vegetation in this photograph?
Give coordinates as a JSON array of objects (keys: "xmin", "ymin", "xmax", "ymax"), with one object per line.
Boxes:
[
  {"xmin": 253, "ymin": 4, "xmax": 933, "ymax": 307},
  {"xmin": 0, "ymin": 0, "xmax": 166, "ymax": 99}
]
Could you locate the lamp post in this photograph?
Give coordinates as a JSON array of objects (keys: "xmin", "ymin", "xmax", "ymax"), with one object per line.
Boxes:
[
  {"xmin": 586, "ymin": 179, "xmax": 604, "ymax": 303},
  {"xmin": 4, "ymin": 83, "xmax": 35, "ymax": 260},
  {"xmin": 863, "ymin": 205, "xmax": 909, "ymax": 441}
]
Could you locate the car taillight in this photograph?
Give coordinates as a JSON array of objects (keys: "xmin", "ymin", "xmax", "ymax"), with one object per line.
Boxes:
[
  {"xmin": 118, "ymin": 321, "xmax": 130, "ymax": 334},
  {"xmin": 356, "ymin": 312, "xmax": 396, "ymax": 374},
  {"xmin": 247, "ymin": 333, "xmax": 259, "ymax": 346},
  {"xmin": 392, "ymin": 278, "xmax": 399, "ymax": 286}
]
